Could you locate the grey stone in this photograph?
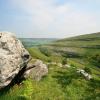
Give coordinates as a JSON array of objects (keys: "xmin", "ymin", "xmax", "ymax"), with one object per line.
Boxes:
[
  {"xmin": 0, "ymin": 32, "xmax": 31, "ymax": 88},
  {"xmin": 25, "ymin": 60, "xmax": 48, "ymax": 81},
  {"xmin": 76, "ymin": 69, "xmax": 92, "ymax": 80}
]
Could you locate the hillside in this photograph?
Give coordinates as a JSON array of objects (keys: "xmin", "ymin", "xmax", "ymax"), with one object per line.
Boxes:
[
  {"xmin": 0, "ymin": 32, "xmax": 100, "ymax": 100},
  {"xmin": 26, "ymin": 32, "xmax": 100, "ymax": 99},
  {"xmin": 40, "ymin": 32, "xmax": 100, "ymax": 58}
]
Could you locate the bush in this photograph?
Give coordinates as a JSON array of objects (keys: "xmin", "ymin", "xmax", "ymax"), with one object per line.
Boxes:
[
  {"xmin": 88, "ymin": 54, "xmax": 100, "ymax": 67},
  {"xmin": 70, "ymin": 64, "xmax": 76, "ymax": 68},
  {"xmin": 84, "ymin": 67, "xmax": 92, "ymax": 74},
  {"xmin": 62, "ymin": 58, "xmax": 67, "ymax": 65}
]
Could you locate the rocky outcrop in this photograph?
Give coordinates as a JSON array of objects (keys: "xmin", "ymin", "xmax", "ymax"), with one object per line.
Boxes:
[
  {"xmin": 0, "ymin": 32, "xmax": 48, "ymax": 89},
  {"xmin": 0, "ymin": 32, "xmax": 31, "ymax": 88}
]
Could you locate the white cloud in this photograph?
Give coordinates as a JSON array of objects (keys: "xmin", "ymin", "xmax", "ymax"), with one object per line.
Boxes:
[{"xmin": 9, "ymin": 0, "xmax": 100, "ymax": 38}]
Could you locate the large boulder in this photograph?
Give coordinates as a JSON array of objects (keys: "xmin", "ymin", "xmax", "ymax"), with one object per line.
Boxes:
[{"xmin": 0, "ymin": 32, "xmax": 31, "ymax": 88}]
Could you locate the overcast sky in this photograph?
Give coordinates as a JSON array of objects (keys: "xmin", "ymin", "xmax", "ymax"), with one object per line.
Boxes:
[{"xmin": 0, "ymin": 0, "xmax": 100, "ymax": 38}]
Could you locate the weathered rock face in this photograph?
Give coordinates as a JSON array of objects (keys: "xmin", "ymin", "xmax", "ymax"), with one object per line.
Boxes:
[
  {"xmin": 24, "ymin": 60, "xmax": 48, "ymax": 81},
  {"xmin": 0, "ymin": 32, "xmax": 31, "ymax": 88}
]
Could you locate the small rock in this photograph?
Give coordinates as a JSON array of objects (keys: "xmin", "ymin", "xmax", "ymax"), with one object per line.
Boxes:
[{"xmin": 76, "ymin": 69, "xmax": 92, "ymax": 80}]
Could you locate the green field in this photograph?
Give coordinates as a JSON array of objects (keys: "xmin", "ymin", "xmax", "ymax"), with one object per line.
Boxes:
[
  {"xmin": 40, "ymin": 32, "xmax": 100, "ymax": 57},
  {"xmin": 0, "ymin": 32, "xmax": 100, "ymax": 100}
]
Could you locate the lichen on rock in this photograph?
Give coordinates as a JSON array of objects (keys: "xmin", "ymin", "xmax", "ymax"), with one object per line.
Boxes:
[
  {"xmin": 0, "ymin": 32, "xmax": 48, "ymax": 89},
  {"xmin": 0, "ymin": 32, "xmax": 31, "ymax": 88}
]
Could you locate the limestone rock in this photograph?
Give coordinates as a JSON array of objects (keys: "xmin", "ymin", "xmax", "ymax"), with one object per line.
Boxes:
[
  {"xmin": 0, "ymin": 32, "xmax": 31, "ymax": 88},
  {"xmin": 76, "ymin": 69, "xmax": 92, "ymax": 80},
  {"xmin": 25, "ymin": 60, "xmax": 48, "ymax": 81}
]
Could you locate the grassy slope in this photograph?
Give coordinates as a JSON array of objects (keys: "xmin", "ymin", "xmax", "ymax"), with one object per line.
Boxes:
[
  {"xmin": 27, "ymin": 47, "xmax": 49, "ymax": 61},
  {"xmin": 0, "ymin": 64, "xmax": 100, "ymax": 100},
  {"xmin": 42, "ymin": 32, "xmax": 100, "ymax": 56},
  {"xmin": 0, "ymin": 32, "xmax": 100, "ymax": 100}
]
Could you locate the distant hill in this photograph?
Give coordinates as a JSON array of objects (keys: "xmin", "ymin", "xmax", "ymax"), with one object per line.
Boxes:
[{"xmin": 41, "ymin": 32, "xmax": 100, "ymax": 57}]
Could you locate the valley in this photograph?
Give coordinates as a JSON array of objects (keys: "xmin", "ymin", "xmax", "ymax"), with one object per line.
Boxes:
[{"xmin": 0, "ymin": 32, "xmax": 100, "ymax": 100}]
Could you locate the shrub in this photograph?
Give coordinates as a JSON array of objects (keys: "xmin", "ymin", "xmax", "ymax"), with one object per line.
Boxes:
[
  {"xmin": 47, "ymin": 59, "xmax": 52, "ymax": 62},
  {"xmin": 70, "ymin": 64, "xmax": 76, "ymax": 68},
  {"xmin": 84, "ymin": 67, "xmax": 92, "ymax": 74},
  {"xmin": 62, "ymin": 58, "xmax": 67, "ymax": 65},
  {"xmin": 88, "ymin": 54, "xmax": 100, "ymax": 67}
]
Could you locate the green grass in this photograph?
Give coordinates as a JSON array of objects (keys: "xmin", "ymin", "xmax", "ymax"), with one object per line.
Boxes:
[
  {"xmin": 0, "ymin": 63, "xmax": 100, "ymax": 100},
  {"xmin": 27, "ymin": 47, "xmax": 50, "ymax": 62},
  {"xmin": 27, "ymin": 47, "xmax": 65, "ymax": 63},
  {"xmin": 0, "ymin": 32, "xmax": 100, "ymax": 100}
]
